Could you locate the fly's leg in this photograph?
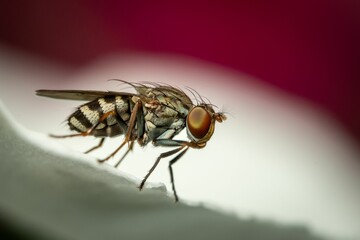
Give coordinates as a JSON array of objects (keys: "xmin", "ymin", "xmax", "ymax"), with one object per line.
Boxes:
[
  {"xmin": 142, "ymin": 139, "xmax": 205, "ymax": 202},
  {"xmin": 84, "ymin": 138, "xmax": 105, "ymax": 154},
  {"xmin": 98, "ymin": 100, "xmax": 143, "ymax": 163},
  {"xmin": 168, "ymin": 147, "xmax": 189, "ymax": 202},
  {"xmin": 50, "ymin": 111, "xmax": 117, "ymax": 138},
  {"xmin": 98, "ymin": 140, "xmax": 126, "ymax": 163},
  {"xmin": 52, "ymin": 111, "xmax": 121, "ymax": 156},
  {"xmin": 50, "ymin": 133, "xmax": 85, "ymax": 138},
  {"xmin": 153, "ymin": 139, "xmax": 205, "ymax": 149},
  {"xmin": 113, "ymin": 99, "xmax": 143, "ymax": 167},
  {"xmin": 114, "ymin": 140, "xmax": 134, "ymax": 168},
  {"xmin": 138, "ymin": 145, "xmax": 186, "ymax": 191}
]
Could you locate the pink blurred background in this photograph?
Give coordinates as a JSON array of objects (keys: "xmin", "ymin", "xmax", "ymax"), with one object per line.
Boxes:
[
  {"xmin": 0, "ymin": 0, "xmax": 359, "ymax": 145},
  {"xmin": 1, "ymin": 2, "xmax": 360, "ymax": 238}
]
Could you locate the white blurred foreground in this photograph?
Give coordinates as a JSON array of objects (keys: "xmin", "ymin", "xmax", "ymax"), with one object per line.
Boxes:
[
  {"xmin": 0, "ymin": 100, "xmax": 326, "ymax": 240},
  {"xmin": 0, "ymin": 47, "xmax": 359, "ymax": 240}
]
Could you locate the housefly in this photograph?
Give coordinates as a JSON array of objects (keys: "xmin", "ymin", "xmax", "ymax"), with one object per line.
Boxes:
[{"xmin": 36, "ymin": 80, "xmax": 226, "ymax": 202}]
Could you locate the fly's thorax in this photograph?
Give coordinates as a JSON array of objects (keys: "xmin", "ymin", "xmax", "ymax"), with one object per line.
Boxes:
[
  {"xmin": 140, "ymin": 98, "xmax": 188, "ymax": 145},
  {"xmin": 141, "ymin": 94, "xmax": 189, "ymax": 127},
  {"xmin": 142, "ymin": 117, "xmax": 186, "ymax": 145},
  {"xmin": 186, "ymin": 105, "xmax": 218, "ymax": 144},
  {"xmin": 156, "ymin": 95, "xmax": 190, "ymax": 116}
]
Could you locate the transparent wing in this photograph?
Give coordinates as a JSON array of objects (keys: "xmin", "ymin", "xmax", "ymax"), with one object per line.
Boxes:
[{"xmin": 36, "ymin": 89, "xmax": 135, "ymax": 101}]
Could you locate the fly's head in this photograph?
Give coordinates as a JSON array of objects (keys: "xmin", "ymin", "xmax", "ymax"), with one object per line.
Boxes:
[{"xmin": 186, "ymin": 104, "xmax": 226, "ymax": 146}]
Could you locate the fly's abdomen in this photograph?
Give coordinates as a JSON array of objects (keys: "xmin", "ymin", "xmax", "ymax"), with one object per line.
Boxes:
[{"xmin": 68, "ymin": 96, "xmax": 131, "ymax": 137}]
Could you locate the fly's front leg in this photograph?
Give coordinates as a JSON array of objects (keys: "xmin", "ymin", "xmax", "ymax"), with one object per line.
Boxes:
[
  {"xmin": 153, "ymin": 139, "xmax": 206, "ymax": 149},
  {"xmin": 140, "ymin": 139, "xmax": 199, "ymax": 202},
  {"xmin": 168, "ymin": 147, "xmax": 189, "ymax": 202},
  {"xmin": 138, "ymin": 145, "xmax": 186, "ymax": 191}
]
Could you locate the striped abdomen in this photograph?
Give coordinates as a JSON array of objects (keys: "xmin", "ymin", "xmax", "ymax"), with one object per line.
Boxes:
[{"xmin": 68, "ymin": 96, "xmax": 132, "ymax": 137}]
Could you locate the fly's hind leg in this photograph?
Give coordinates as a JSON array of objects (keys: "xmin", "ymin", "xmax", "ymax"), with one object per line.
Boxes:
[
  {"xmin": 98, "ymin": 99, "xmax": 143, "ymax": 164},
  {"xmin": 50, "ymin": 132, "xmax": 89, "ymax": 138},
  {"xmin": 114, "ymin": 140, "xmax": 134, "ymax": 168},
  {"xmin": 139, "ymin": 139, "xmax": 204, "ymax": 202},
  {"xmin": 98, "ymin": 140, "xmax": 126, "ymax": 163},
  {"xmin": 84, "ymin": 138, "xmax": 105, "ymax": 154},
  {"xmin": 112, "ymin": 100, "xmax": 143, "ymax": 168},
  {"xmin": 50, "ymin": 111, "xmax": 117, "ymax": 139},
  {"xmin": 51, "ymin": 111, "xmax": 118, "ymax": 157}
]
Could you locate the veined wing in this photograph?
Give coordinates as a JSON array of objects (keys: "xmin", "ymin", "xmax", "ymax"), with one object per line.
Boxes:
[{"xmin": 36, "ymin": 89, "xmax": 135, "ymax": 101}]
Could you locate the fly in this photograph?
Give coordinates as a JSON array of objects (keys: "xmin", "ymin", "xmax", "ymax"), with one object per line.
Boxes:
[{"xmin": 36, "ymin": 80, "xmax": 226, "ymax": 202}]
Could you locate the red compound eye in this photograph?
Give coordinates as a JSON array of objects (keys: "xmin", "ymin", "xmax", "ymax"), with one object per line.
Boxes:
[{"xmin": 187, "ymin": 106, "xmax": 212, "ymax": 140}]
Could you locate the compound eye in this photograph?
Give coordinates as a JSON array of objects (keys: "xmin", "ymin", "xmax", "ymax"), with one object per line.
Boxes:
[{"xmin": 187, "ymin": 106, "xmax": 212, "ymax": 140}]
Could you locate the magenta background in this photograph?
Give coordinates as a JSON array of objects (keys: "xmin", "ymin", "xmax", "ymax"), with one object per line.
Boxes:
[{"xmin": 1, "ymin": 1, "xmax": 359, "ymax": 143}]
